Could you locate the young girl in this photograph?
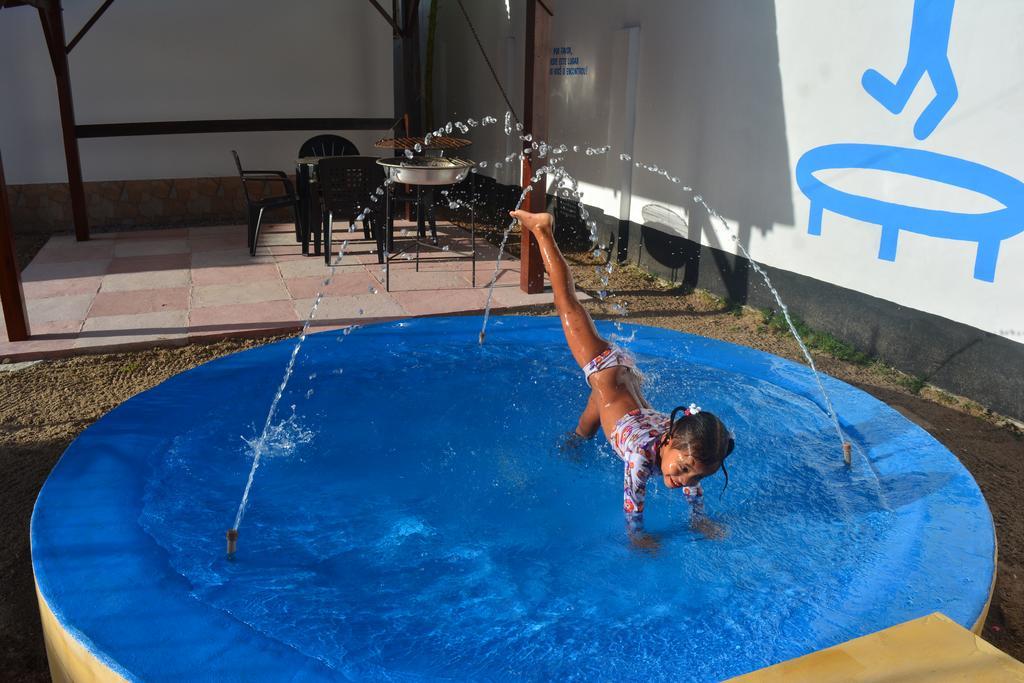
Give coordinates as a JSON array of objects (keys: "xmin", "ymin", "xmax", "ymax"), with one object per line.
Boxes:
[{"xmin": 511, "ymin": 209, "xmax": 734, "ymax": 547}]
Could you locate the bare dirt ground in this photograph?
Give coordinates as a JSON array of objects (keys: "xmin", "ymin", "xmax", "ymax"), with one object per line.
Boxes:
[{"xmin": 1, "ymin": 231, "xmax": 1021, "ymax": 680}]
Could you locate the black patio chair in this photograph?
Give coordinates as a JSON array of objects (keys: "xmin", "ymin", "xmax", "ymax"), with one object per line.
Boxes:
[
  {"xmin": 232, "ymin": 150, "xmax": 300, "ymax": 256},
  {"xmin": 317, "ymin": 156, "xmax": 385, "ymax": 265},
  {"xmin": 298, "ymin": 134, "xmax": 360, "ymax": 159}
]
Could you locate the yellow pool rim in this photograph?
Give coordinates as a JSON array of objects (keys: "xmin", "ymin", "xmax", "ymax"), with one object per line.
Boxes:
[
  {"xmin": 36, "ymin": 583, "xmax": 125, "ymax": 683},
  {"xmin": 34, "ymin": 540, "xmax": 997, "ymax": 682},
  {"xmin": 972, "ymin": 527, "xmax": 998, "ymax": 635}
]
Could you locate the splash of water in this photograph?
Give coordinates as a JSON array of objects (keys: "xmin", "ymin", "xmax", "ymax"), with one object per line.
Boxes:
[
  {"xmin": 477, "ymin": 191, "xmax": 531, "ymax": 344},
  {"xmin": 232, "ymin": 238, "xmax": 353, "ymax": 532},
  {"xmin": 691, "ymin": 196, "xmax": 845, "ymax": 446},
  {"xmin": 314, "ymin": 112, "xmax": 846, "ymax": 460},
  {"xmin": 453, "ymin": 113, "xmax": 848, "ymax": 457},
  {"xmin": 240, "ymin": 407, "xmax": 314, "ymax": 460}
]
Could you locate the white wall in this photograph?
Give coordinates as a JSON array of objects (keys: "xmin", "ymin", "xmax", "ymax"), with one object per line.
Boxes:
[
  {"xmin": 431, "ymin": 0, "xmax": 524, "ymax": 186},
  {"xmin": 431, "ymin": 0, "xmax": 1024, "ymax": 343},
  {"xmin": 0, "ymin": 0, "xmax": 393, "ymax": 183}
]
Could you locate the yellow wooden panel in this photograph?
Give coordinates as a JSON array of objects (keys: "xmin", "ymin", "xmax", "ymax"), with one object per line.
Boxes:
[{"xmin": 731, "ymin": 613, "xmax": 1024, "ymax": 682}]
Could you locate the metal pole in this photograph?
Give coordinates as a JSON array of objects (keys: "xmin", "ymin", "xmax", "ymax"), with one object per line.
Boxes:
[
  {"xmin": 385, "ymin": 184, "xmax": 392, "ymax": 292},
  {"xmin": 471, "ymin": 173, "xmax": 476, "ymax": 287}
]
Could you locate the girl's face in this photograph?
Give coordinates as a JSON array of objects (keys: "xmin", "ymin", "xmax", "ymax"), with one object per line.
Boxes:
[{"xmin": 658, "ymin": 443, "xmax": 716, "ymax": 489}]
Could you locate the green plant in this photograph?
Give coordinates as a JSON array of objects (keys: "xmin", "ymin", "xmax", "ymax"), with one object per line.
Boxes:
[
  {"xmin": 899, "ymin": 374, "xmax": 927, "ymax": 395},
  {"xmin": 758, "ymin": 309, "xmax": 872, "ymax": 365}
]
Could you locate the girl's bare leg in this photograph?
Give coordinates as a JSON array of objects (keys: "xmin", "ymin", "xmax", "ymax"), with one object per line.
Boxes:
[{"xmin": 511, "ymin": 210, "xmax": 607, "ymax": 368}]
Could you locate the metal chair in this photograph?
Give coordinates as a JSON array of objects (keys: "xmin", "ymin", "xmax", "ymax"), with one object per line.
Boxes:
[
  {"xmin": 298, "ymin": 135, "xmax": 360, "ymax": 158},
  {"xmin": 231, "ymin": 150, "xmax": 300, "ymax": 256},
  {"xmin": 317, "ymin": 156, "xmax": 385, "ymax": 265}
]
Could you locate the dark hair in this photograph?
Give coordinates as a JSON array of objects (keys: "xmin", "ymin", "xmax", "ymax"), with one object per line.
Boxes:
[{"xmin": 664, "ymin": 407, "xmax": 734, "ymax": 493}]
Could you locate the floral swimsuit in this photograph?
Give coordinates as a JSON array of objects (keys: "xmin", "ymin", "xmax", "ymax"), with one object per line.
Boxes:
[{"xmin": 583, "ymin": 345, "xmax": 704, "ymax": 532}]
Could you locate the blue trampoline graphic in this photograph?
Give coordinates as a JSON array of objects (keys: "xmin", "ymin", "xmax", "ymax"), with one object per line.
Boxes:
[
  {"xmin": 796, "ymin": 144, "xmax": 1024, "ymax": 282},
  {"xmin": 797, "ymin": 0, "xmax": 1024, "ymax": 282}
]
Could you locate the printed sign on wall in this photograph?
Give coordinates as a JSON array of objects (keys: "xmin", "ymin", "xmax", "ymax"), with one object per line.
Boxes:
[{"xmin": 550, "ymin": 46, "xmax": 589, "ymax": 77}]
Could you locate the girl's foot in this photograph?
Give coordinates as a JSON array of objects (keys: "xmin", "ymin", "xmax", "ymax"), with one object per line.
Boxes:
[{"xmin": 510, "ymin": 210, "xmax": 554, "ymax": 238}]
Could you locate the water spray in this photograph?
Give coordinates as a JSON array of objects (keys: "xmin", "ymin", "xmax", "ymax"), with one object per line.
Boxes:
[
  {"xmin": 228, "ymin": 235, "xmax": 356, "ymax": 554},
  {"xmin": 467, "ymin": 114, "xmax": 853, "ymax": 465}
]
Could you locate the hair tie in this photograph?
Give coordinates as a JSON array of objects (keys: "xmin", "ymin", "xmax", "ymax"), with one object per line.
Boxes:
[{"xmin": 669, "ymin": 402, "xmax": 702, "ymax": 429}]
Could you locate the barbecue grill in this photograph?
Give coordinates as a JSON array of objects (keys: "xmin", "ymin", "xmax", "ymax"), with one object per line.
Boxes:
[{"xmin": 376, "ymin": 156, "xmax": 476, "ymax": 186}]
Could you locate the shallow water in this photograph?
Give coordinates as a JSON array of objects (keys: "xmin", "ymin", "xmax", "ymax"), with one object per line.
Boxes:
[{"xmin": 140, "ymin": 328, "xmax": 895, "ymax": 681}]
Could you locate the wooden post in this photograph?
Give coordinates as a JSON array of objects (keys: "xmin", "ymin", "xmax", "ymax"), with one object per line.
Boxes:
[
  {"xmin": 0, "ymin": 152, "xmax": 31, "ymax": 342},
  {"xmin": 391, "ymin": 1, "xmax": 421, "ymax": 221},
  {"xmin": 520, "ymin": 0, "xmax": 552, "ymax": 294},
  {"xmin": 38, "ymin": 0, "xmax": 90, "ymax": 242},
  {"xmin": 391, "ymin": 0, "xmax": 422, "ymax": 136}
]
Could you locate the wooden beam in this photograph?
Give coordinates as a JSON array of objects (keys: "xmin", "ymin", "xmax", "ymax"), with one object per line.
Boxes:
[
  {"xmin": 66, "ymin": 0, "xmax": 115, "ymax": 54},
  {"xmin": 519, "ymin": 0, "xmax": 553, "ymax": 294},
  {"xmin": 367, "ymin": 0, "xmax": 402, "ymax": 37},
  {"xmin": 394, "ymin": 0, "xmax": 422, "ymax": 135},
  {"xmin": 0, "ymin": 1, "xmax": 50, "ymax": 9},
  {"xmin": 76, "ymin": 117, "xmax": 395, "ymax": 138},
  {"xmin": 38, "ymin": 1, "xmax": 89, "ymax": 241},
  {"xmin": 0, "ymin": 152, "xmax": 30, "ymax": 343}
]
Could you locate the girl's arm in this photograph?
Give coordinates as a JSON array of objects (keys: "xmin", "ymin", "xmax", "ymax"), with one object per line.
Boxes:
[
  {"xmin": 575, "ymin": 392, "xmax": 601, "ymax": 438},
  {"xmin": 684, "ymin": 486, "xmax": 727, "ymax": 539}
]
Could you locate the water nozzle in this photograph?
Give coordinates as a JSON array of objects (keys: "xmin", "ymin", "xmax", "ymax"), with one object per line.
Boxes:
[
  {"xmin": 226, "ymin": 528, "xmax": 238, "ymax": 557},
  {"xmin": 842, "ymin": 442, "xmax": 852, "ymax": 466}
]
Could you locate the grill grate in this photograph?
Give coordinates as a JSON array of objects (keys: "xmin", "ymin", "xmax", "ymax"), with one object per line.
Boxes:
[{"xmin": 374, "ymin": 136, "xmax": 472, "ymax": 151}]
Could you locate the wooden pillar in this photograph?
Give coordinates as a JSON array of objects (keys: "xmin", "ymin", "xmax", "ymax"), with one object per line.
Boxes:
[
  {"xmin": 392, "ymin": 0, "xmax": 422, "ymax": 136},
  {"xmin": 520, "ymin": 0, "xmax": 552, "ymax": 294},
  {"xmin": 38, "ymin": 0, "xmax": 90, "ymax": 241},
  {"xmin": 0, "ymin": 152, "xmax": 30, "ymax": 342}
]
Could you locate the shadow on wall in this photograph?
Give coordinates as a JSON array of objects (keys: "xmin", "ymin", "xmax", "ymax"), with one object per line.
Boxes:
[{"xmin": 630, "ymin": 0, "xmax": 794, "ymax": 303}]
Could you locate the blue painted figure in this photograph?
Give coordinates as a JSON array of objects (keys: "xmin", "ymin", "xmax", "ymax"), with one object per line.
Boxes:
[{"xmin": 862, "ymin": 0, "xmax": 957, "ymax": 140}]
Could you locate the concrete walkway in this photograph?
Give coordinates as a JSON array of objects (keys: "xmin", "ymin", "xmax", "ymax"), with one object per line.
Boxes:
[{"xmin": 0, "ymin": 221, "xmax": 557, "ymax": 360}]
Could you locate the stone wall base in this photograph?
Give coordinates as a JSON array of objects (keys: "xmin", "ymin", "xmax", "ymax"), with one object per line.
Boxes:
[{"xmin": 7, "ymin": 177, "xmax": 295, "ymax": 235}]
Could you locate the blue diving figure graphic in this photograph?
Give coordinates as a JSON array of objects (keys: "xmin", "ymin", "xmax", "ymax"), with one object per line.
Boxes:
[{"xmin": 861, "ymin": 0, "xmax": 957, "ymax": 140}]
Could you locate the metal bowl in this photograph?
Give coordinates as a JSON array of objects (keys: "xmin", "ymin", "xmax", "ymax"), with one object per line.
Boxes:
[{"xmin": 376, "ymin": 157, "xmax": 475, "ymax": 186}]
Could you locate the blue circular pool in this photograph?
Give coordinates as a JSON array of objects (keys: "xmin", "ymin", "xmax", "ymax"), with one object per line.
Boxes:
[{"xmin": 31, "ymin": 316, "xmax": 995, "ymax": 681}]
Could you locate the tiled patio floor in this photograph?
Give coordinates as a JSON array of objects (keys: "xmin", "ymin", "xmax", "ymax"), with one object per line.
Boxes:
[{"xmin": 0, "ymin": 221, "xmax": 562, "ymax": 360}]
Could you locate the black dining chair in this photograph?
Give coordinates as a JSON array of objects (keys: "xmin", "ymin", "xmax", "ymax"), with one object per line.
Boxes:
[
  {"xmin": 317, "ymin": 156, "xmax": 385, "ymax": 265},
  {"xmin": 298, "ymin": 135, "xmax": 360, "ymax": 159},
  {"xmin": 232, "ymin": 150, "xmax": 300, "ymax": 256}
]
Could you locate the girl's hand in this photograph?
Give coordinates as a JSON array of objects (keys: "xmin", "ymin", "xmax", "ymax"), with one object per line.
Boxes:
[
  {"xmin": 558, "ymin": 431, "xmax": 586, "ymax": 462},
  {"xmin": 691, "ymin": 517, "xmax": 728, "ymax": 541},
  {"xmin": 630, "ymin": 532, "xmax": 661, "ymax": 554},
  {"xmin": 510, "ymin": 210, "xmax": 554, "ymax": 238}
]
